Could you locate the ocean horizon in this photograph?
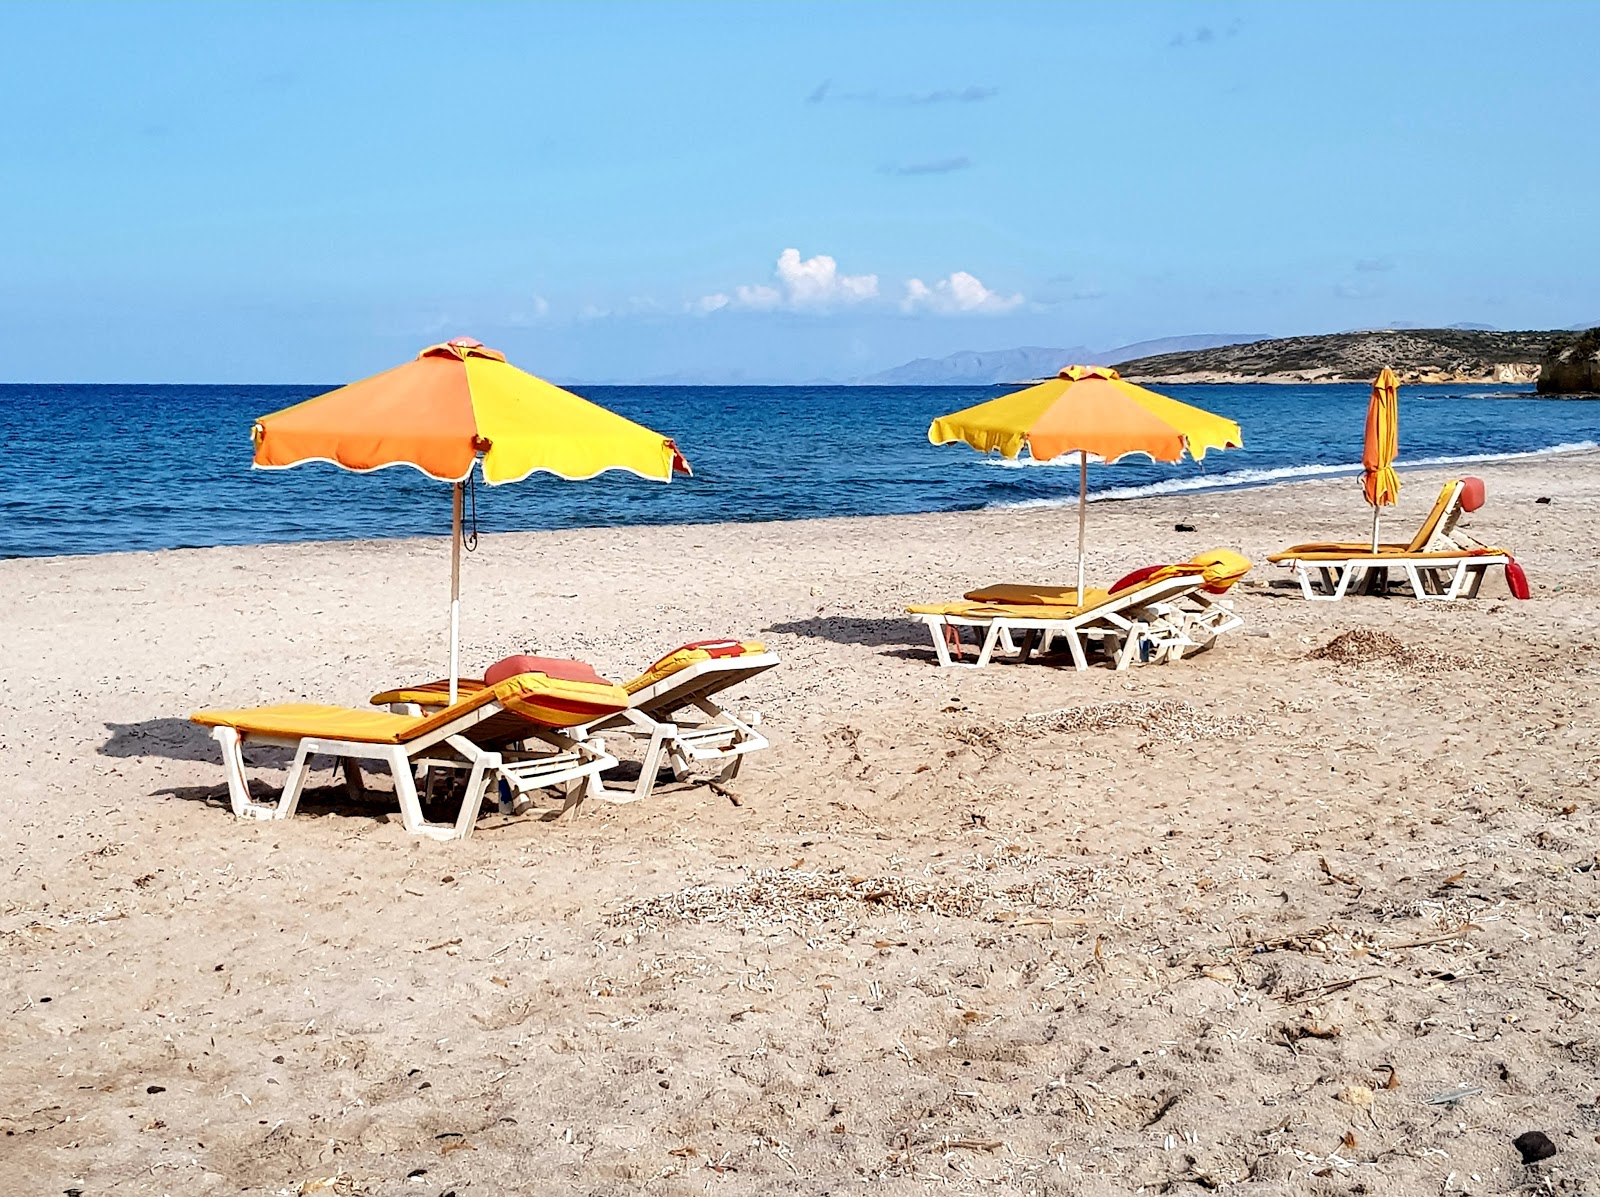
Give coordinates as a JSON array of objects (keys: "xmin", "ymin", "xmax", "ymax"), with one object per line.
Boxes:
[{"xmin": 3, "ymin": 381, "xmax": 1596, "ymax": 559}]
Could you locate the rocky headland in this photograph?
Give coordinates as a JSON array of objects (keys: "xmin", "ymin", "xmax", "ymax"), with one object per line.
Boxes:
[
  {"xmin": 1536, "ymin": 327, "xmax": 1600, "ymax": 395},
  {"xmin": 1115, "ymin": 328, "xmax": 1561, "ymax": 385}
]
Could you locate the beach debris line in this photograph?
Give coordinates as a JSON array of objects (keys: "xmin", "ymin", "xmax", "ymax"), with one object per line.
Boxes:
[
  {"xmin": 953, "ymin": 699, "xmax": 1263, "ymax": 750},
  {"xmin": 607, "ymin": 865, "xmax": 1098, "ymax": 932}
]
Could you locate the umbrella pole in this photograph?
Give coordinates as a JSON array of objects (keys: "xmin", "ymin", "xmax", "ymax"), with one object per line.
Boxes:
[
  {"xmin": 450, "ymin": 482, "xmax": 462, "ymax": 705},
  {"xmin": 1077, "ymin": 451, "xmax": 1088, "ymax": 601},
  {"xmin": 1371, "ymin": 506, "xmax": 1381, "ymax": 554}
]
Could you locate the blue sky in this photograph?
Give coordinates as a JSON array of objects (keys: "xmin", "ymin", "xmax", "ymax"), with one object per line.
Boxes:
[{"xmin": 3, "ymin": 0, "xmax": 1597, "ymax": 383}]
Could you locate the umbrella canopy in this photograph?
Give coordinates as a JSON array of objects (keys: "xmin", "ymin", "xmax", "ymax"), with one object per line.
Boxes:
[
  {"xmin": 254, "ymin": 338, "xmax": 690, "ymax": 483},
  {"xmin": 1362, "ymin": 367, "xmax": 1401, "ymax": 550},
  {"xmin": 928, "ymin": 365, "xmax": 1242, "ymax": 596},
  {"xmin": 252, "ymin": 338, "xmax": 691, "ymax": 699}
]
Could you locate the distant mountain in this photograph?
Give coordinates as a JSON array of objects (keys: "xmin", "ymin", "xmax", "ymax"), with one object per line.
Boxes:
[
  {"xmin": 1116, "ymin": 328, "xmax": 1564, "ymax": 384},
  {"xmin": 1447, "ymin": 322, "xmax": 1498, "ymax": 331},
  {"xmin": 632, "ymin": 368, "xmax": 839, "ymax": 386},
  {"xmin": 855, "ymin": 334, "xmax": 1266, "ymax": 385}
]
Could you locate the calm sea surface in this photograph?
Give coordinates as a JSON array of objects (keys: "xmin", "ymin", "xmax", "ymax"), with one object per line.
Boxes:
[{"xmin": 1, "ymin": 382, "xmax": 1595, "ymax": 558}]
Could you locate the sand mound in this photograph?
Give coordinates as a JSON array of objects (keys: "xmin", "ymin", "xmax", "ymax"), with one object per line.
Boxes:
[{"xmin": 1308, "ymin": 628, "xmax": 1485, "ymax": 675}]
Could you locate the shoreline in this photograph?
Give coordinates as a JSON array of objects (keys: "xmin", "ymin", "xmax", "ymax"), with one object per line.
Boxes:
[{"xmin": 5, "ymin": 443, "xmax": 1596, "ymax": 568}]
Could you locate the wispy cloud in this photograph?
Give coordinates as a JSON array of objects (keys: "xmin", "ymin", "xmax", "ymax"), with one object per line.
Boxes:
[
  {"xmin": 1335, "ymin": 280, "xmax": 1382, "ymax": 300},
  {"xmin": 882, "ymin": 156, "xmax": 972, "ymax": 176},
  {"xmin": 1355, "ymin": 256, "xmax": 1395, "ymax": 273},
  {"xmin": 806, "ymin": 80, "xmax": 998, "ymax": 105},
  {"xmin": 694, "ymin": 248, "xmax": 879, "ymax": 314},
  {"xmin": 1170, "ymin": 20, "xmax": 1240, "ymax": 47},
  {"xmin": 901, "ymin": 271, "xmax": 1023, "ymax": 315},
  {"xmin": 503, "ymin": 296, "xmax": 551, "ymax": 327}
]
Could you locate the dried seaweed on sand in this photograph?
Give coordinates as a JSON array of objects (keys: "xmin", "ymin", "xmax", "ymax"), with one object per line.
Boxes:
[
  {"xmin": 608, "ymin": 866, "xmax": 1097, "ymax": 933},
  {"xmin": 952, "ymin": 698, "xmax": 1261, "ymax": 749},
  {"xmin": 1308, "ymin": 628, "xmax": 1485, "ymax": 675}
]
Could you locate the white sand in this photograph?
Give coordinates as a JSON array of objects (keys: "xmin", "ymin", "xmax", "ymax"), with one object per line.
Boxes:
[{"xmin": 3, "ymin": 454, "xmax": 1599, "ymax": 1194}]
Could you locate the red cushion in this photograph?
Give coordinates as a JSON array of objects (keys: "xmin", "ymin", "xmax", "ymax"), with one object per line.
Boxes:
[
  {"xmin": 484, "ymin": 655, "xmax": 612, "ymax": 687},
  {"xmin": 1504, "ymin": 558, "xmax": 1530, "ymax": 600},
  {"xmin": 1110, "ymin": 564, "xmax": 1169, "ymax": 593},
  {"xmin": 1459, "ymin": 476, "xmax": 1486, "ymax": 512}
]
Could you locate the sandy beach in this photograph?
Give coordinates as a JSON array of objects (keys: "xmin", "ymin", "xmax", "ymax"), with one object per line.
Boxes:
[{"xmin": 4, "ymin": 452, "xmax": 1599, "ymax": 1195}]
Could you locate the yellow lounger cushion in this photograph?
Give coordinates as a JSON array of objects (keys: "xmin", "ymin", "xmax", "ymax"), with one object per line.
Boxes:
[
  {"xmin": 196, "ymin": 670, "xmax": 630, "ymax": 742},
  {"xmin": 1272, "ymin": 481, "xmax": 1461, "ymax": 561},
  {"xmin": 907, "ymin": 594, "xmax": 1110, "ymax": 619},
  {"xmin": 191, "ymin": 704, "xmax": 421, "ymax": 743},
  {"xmin": 371, "ymin": 639, "xmax": 769, "ymax": 710},
  {"xmin": 1267, "ymin": 546, "xmax": 1505, "ymax": 564},
  {"xmin": 624, "ymin": 639, "xmax": 767, "ymax": 695},
  {"xmin": 962, "ymin": 549, "xmax": 1250, "ymax": 607}
]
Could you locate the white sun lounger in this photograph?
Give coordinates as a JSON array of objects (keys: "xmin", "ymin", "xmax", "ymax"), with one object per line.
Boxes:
[
  {"xmin": 374, "ymin": 642, "xmax": 780, "ymax": 805},
  {"xmin": 908, "ymin": 572, "xmax": 1240, "ymax": 670},
  {"xmin": 1269, "ymin": 479, "xmax": 1513, "ymax": 602},
  {"xmin": 191, "ymin": 672, "xmax": 626, "ymax": 840}
]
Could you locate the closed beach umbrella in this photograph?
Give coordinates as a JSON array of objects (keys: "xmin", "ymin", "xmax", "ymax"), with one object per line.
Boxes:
[
  {"xmin": 253, "ymin": 337, "xmax": 691, "ymax": 700},
  {"xmin": 928, "ymin": 365, "xmax": 1242, "ymax": 598},
  {"xmin": 1362, "ymin": 367, "xmax": 1401, "ymax": 551}
]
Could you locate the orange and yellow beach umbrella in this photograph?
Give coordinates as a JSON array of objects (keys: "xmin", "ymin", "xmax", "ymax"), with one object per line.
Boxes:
[
  {"xmin": 253, "ymin": 338, "xmax": 691, "ymax": 698},
  {"xmin": 1362, "ymin": 367, "xmax": 1401, "ymax": 549},
  {"xmin": 929, "ymin": 365, "xmax": 1242, "ymax": 597}
]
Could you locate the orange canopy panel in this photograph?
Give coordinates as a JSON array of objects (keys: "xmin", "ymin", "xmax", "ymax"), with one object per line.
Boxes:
[{"xmin": 252, "ymin": 338, "xmax": 691, "ymax": 484}]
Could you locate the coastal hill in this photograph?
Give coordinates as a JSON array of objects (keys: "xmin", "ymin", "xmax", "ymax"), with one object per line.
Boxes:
[
  {"xmin": 1113, "ymin": 328, "xmax": 1563, "ymax": 385},
  {"xmin": 854, "ymin": 334, "xmax": 1265, "ymax": 385}
]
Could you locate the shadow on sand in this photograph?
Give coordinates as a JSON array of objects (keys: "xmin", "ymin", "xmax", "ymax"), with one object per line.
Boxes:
[{"xmin": 765, "ymin": 615, "xmax": 928, "ymax": 650}]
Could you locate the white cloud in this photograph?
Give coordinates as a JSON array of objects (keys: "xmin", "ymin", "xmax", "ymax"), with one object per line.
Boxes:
[
  {"xmin": 901, "ymin": 270, "xmax": 1023, "ymax": 314},
  {"xmin": 773, "ymin": 247, "xmax": 878, "ymax": 306},
  {"xmin": 695, "ymin": 248, "xmax": 879, "ymax": 313},
  {"xmin": 734, "ymin": 283, "xmax": 782, "ymax": 310}
]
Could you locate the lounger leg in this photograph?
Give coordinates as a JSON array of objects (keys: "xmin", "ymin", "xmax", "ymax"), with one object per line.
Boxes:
[
  {"xmin": 451, "ymin": 750, "xmax": 499, "ymax": 839},
  {"xmin": 1300, "ymin": 564, "xmax": 1330, "ymax": 602},
  {"xmin": 1442, "ymin": 561, "xmax": 1470, "ymax": 600},
  {"xmin": 388, "ymin": 747, "xmax": 431, "ymax": 837},
  {"xmin": 973, "ymin": 622, "xmax": 1004, "ymax": 668},
  {"xmin": 343, "ymin": 759, "xmax": 367, "ymax": 802},
  {"xmin": 278, "ymin": 742, "xmax": 316, "ymax": 820},
  {"xmin": 1063, "ymin": 629, "xmax": 1089, "ymax": 671},
  {"xmin": 1465, "ymin": 565, "xmax": 1487, "ymax": 598},
  {"xmin": 927, "ymin": 619, "xmax": 955, "ymax": 668},
  {"xmin": 211, "ymin": 726, "xmax": 277, "ymax": 820},
  {"xmin": 1112, "ymin": 627, "xmax": 1138, "ymax": 671}
]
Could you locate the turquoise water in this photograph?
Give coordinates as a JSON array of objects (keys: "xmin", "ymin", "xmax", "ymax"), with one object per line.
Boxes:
[{"xmin": 0, "ymin": 382, "xmax": 1594, "ymax": 558}]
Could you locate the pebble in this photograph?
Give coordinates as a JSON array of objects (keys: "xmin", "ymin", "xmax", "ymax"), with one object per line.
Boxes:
[{"xmin": 1513, "ymin": 1130, "xmax": 1556, "ymax": 1164}]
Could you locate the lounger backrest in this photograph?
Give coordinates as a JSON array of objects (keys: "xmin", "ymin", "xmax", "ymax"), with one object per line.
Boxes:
[
  {"xmin": 1409, "ymin": 481, "xmax": 1464, "ymax": 553},
  {"xmin": 628, "ymin": 653, "xmax": 782, "ymax": 719},
  {"xmin": 401, "ymin": 670, "xmax": 630, "ymax": 744}
]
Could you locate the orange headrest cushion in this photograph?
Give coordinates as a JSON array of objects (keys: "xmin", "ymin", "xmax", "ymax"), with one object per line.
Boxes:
[
  {"xmin": 1459, "ymin": 477, "xmax": 1486, "ymax": 512},
  {"xmin": 484, "ymin": 655, "xmax": 613, "ymax": 687}
]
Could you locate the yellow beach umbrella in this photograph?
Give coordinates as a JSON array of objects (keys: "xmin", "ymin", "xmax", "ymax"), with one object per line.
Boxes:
[
  {"xmin": 1362, "ymin": 367, "xmax": 1401, "ymax": 551},
  {"xmin": 929, "ymin": 365, "xmax": 1242, "ymax": 597},
  {"xmin": 253, "ymin": 337, "xmax": 691, "ymax": 699}
]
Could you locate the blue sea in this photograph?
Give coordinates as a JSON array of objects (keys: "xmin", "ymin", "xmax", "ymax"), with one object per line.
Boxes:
[{"xmin": 1, "ymin": 382, "xmax": 1595, "ymax": 559}]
